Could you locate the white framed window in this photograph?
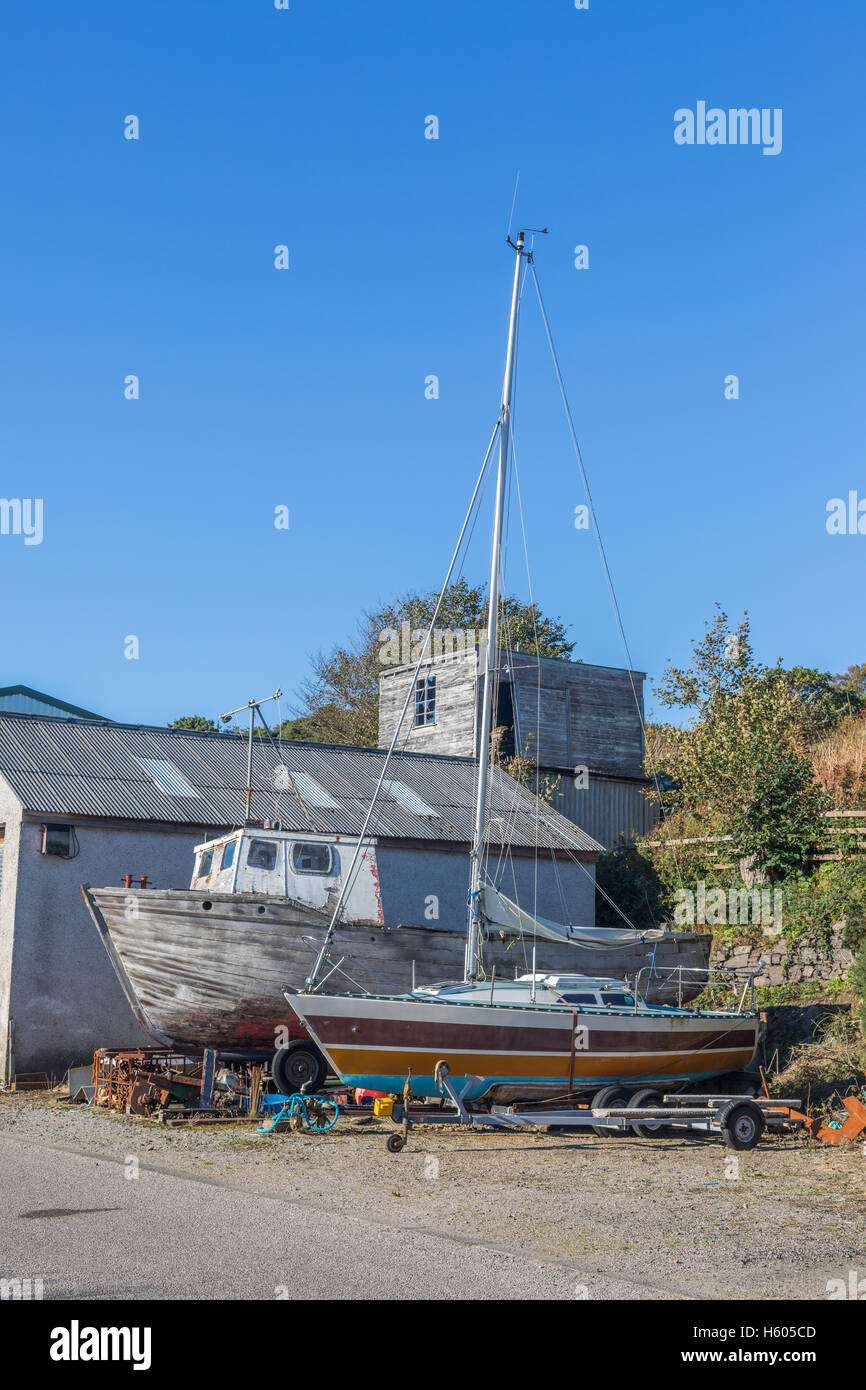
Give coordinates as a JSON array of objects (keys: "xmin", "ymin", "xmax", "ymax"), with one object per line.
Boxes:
[{"xmin": 414, "ymin": 675, "xmax": 436, "ymax": 726}]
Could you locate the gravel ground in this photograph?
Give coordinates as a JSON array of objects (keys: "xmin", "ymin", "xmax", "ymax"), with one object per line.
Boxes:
[{"xmin": 2, "ymin": 1091, "xmax": 864, "ymax": 1300}]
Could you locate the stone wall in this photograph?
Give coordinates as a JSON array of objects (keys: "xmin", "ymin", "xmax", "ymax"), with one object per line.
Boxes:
[{"xmin": 712, "ymin": 923, "xmax": 854, "ymax": 987}]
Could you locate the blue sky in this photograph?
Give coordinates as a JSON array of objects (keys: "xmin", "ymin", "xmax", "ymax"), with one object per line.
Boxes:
[{"xmin": 1, "ymin": 1, "xmax": 863, "ymax": 727}]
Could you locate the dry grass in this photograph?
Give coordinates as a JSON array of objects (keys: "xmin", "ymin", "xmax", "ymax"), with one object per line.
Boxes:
[
  {"xmin": 774, "ymin": 1010, "xmax": 866, "ymax": 1109},
  {"xmin": 810, "ymin": 714, "xmax": 866, "ymax": 808}
]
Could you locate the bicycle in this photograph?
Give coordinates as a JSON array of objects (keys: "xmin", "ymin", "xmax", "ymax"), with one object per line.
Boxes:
[{"xmin": 256, "ymin": 1092, "xmax": 339, "ymax": 1134}]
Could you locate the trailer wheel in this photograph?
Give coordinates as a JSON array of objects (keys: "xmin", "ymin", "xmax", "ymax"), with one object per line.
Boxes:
[
  {"xmin": 591, "ymin": 1085, "xmax": 629, "ymax": 1137},
  {"xmin": 717, "ymin": 1100, "xmax": 764, "ymax": 1151},
  {"xmin": 272, "ymin": 1041, "xmax": 327, "ymax": 1095},
  {"xmin": 628, "ymin": 1087, "xmax": 668, "ymax": 1138},
  {"xmin": 386, "ymin": 1133, "xmax": 405, "ymax": 1154}
]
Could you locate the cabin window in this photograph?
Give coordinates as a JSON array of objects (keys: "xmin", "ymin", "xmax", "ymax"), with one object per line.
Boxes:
[
  {"xmin": 414, "ymin": 675, "xmax": 436, "ymax": 726},
  {"xmin": 221, "ymin": 840, "xmax": 236, "ymax": 870},
  {"xmin": 602, "ymin": 992, "xmax": 635, "ymax": 1008},
  {"xmin": 197, "ymin": 849, "xmax": 214, "ymax": 879},
  {"xmin": 560, "ymin": 992, "xmax": 598, "ymax": 1005},
  {"xmin": 247, "ymin": 838, "xmax": 279, "ymax": 871},
  {"xmin": 291, "ymin": 842, "xmax": 334, "ymax": 875}
]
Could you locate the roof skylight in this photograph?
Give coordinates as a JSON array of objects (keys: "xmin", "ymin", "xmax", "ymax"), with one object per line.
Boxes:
[
  {"xmin": 135, "ymin": 757, "xmax": 200, "ymax": 799},
  {"xmin": 381, "ymin": 778, "xmax": 440, "ymax": 818}
]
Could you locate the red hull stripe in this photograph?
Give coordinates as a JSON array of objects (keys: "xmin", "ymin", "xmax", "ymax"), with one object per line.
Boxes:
[{"xmin": 311, "ymin": 1015, "xmax": 757, "ymax": 1054}]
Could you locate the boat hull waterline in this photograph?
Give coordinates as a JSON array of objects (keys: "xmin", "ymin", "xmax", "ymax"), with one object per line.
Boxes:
[
  {"xmin": 82, "ymin": 886, "xmax": 712, "ymax": 1053},
  {"xmin": 286, "ymin": 992, "xmax": 760, "ymax": 1101}
]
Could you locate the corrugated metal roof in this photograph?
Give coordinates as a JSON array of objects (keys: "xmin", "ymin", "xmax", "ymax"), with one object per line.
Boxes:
[
  {"xmin": 0, "ymin": 684, "xmax": 110, "ymax": 720},
  {"xmin": 0, "ymin": 712, "xmax": 602, "ymax": 854}
]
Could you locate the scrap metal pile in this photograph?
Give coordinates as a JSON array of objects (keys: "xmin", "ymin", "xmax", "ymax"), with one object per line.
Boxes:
[{"xmin": 92, "ymin": 1048, "xmax": 261, "ymax": 1123}]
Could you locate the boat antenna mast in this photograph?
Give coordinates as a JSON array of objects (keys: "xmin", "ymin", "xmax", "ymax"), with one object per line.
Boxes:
[
  {"xmin": 220, "ymin": 690, "xmax": 282, "ymax": 821},
  {"xmin": 465, "ymin": 228, "xmax": 533, "ymax": 981}
]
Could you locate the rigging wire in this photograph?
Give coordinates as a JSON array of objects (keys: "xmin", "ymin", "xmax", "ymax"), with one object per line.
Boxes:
[
  {"xmin": 305, "ymin": 417, "xmax": 502, "ymax": 989},
  {"xmin": 528, "ymin": 259, "xmax": 684, "ymax": 892}
]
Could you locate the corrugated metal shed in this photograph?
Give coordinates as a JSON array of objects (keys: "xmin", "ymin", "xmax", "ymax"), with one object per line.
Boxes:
[
  {"xmin": 0, "ymin": 685, "xmax": 109, "ymax": 720},
  {"xmin": 0, "ymin": 713, "xmax": 602, "ymax": 855}
]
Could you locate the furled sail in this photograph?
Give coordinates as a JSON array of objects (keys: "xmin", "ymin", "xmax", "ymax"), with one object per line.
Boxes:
[{"xmin": 481, "ymin": 886, "xmax": 665, "ymax": 948}]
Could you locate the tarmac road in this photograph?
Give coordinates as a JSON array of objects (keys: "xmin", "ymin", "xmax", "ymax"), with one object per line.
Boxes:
[{"xmin": 0, "ymin": 1133, "xmax": 675, "ymax": 1301}]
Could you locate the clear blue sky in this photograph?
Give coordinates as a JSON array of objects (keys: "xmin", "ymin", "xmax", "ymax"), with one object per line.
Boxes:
[{"xmin": 1, "ymin": 1, "xmax": 863, "ymax": 727}]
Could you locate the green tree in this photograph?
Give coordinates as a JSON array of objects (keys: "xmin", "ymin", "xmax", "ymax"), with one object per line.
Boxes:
[
  {"xmin": 168, "ymin": 715, "xmax": 219, "ymax": 732},
  {"xmin": 786, "ymin": 665, "xmax": 864, "ymax": 734},
  {"xmin": 647, "ymin": 607, "xmax": 829, "ymax": 881},
  {"xmin": 833, "ymin": 663, "xmax": 866, "ymax": 701},
  {"xmin": 296, "ymin": 578, "xmax": 574, "ymax": 748}
]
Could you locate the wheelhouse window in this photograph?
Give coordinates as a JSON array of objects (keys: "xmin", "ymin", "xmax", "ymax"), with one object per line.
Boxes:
[
  {"xmin": 247, "ymin": 838, "xmax": 279, "ymax": 871},
  {"xmin": 197, "ymin": 849, "xmax": 214, "ymax": 879},
  {"xmin": 291, "ymin": 842, "xmax": 334, "ymax": 876},
  {"xmin": 221, "ymin": 839, "xmax": 236, "ymax": 870},
  {"xmin": 414, "ymin": 674, "xmax": 436, "ymax": 726}
]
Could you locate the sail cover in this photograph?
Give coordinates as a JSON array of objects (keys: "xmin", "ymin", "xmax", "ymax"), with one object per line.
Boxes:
[{"xmin": 481, "ymin": 886, "xmax": 665, "ymax": 949}]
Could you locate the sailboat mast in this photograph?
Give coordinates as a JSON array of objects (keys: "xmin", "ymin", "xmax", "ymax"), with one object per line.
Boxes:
[{"xmin": 466, "ymin": 230, "xmax": 525, "ymax": 980}]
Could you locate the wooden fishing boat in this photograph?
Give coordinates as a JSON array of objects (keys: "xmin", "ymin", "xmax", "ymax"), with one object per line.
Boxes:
[{"xmin": 82, "ymin": 861, "xmax": 710, "ymax": 1054}]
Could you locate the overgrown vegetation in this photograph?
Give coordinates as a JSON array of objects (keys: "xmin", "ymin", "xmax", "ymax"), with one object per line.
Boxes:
[
  {"xmin": 621, "ymin": 606, "xmax": 866, "ymax": 956},
  {"xmin": 852, "ymin": 941, "xmax": 866, "ymax": 1035},
  {"xmin": 594, "ymin": 845, "xmax": 670, "ymax": 929},
  {"xmin": 646, "ymin": 608, "xmax": 832, "ymax": 882}
]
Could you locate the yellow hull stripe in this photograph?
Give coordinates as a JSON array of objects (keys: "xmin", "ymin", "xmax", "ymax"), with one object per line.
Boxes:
[{"xmin": 328, "ymin": 1047, "xmax": 754, "ymax": 1078}]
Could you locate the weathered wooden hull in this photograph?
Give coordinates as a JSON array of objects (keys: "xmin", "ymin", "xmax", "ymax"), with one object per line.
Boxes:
[
  {"xmin": 82, "ymin": 885, "xmax": 711, "ymax": 1054},
  {"xmin": 288, "ymin": 991, "xmax": 760, "ymax": 1101}
]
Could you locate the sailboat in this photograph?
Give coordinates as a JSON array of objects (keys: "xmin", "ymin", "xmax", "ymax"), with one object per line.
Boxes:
[{"xmin": 285, "ymin": 230, "xmax": 760, "ymax": 1102}]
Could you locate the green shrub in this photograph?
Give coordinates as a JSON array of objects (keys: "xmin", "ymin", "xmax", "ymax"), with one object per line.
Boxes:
[
  {"xmin": 780, "ymin": 858, "xmax": 866, "ymax": 950},
  {"xmin": 851, "ymin": 941, "xmax": 866, "ymax": 1034},
  {"xmin": 595, "ymin": 846, "xmax": 670, "ymax": 929}
]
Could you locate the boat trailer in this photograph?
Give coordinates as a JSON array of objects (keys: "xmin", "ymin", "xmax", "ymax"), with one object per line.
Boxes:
[{"xmin": 380, "ymin": 1062, "xmax": 807, "ymax": 1154}]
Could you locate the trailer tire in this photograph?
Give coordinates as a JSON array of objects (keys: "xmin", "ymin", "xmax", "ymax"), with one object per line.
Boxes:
[
  {"xmin": 717, "ymin": 1099, "xmax": 764, "ymax": 1151},
  {"xmin": 271, "ymin": 1041, "xmax": 327, "ymax": 1095},
  {"xmin": 628, "ymin": 1087, "xmax": 668, "ymax": 1138},
  {"xmin": 386, "ymin": 1133, "xmax": 405, "ymax": 1154},
  {"xmin": 591, "ymin": 1085, "xmax": 629, "ymax": 1137}
]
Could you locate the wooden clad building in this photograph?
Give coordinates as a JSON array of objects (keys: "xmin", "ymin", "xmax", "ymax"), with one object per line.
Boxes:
[{"xmin": 379, "ymin": 648, "xmax": 659, "ymax": 847}]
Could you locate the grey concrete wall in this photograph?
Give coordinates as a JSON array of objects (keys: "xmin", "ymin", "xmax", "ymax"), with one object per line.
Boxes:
[
  {"xmin": 6, "ymin": 816, "xmax": 213, "ymax": 1078},
  {"xmin": 375, "ymin": 842, "xmax": 596, "ymax": 931}
]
